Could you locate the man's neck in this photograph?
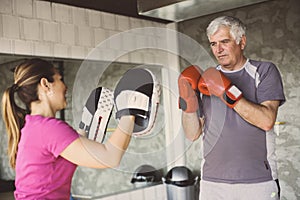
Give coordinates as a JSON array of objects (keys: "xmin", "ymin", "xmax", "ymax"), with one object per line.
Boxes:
[{"xmin": 221, "ymin": 56, "xmax": 247, "ymax": 71}]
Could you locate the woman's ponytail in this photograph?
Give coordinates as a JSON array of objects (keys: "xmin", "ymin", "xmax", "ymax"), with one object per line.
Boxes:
[{"xmin": 2, "ymin": 85, "xmax": 27, "ymax": 168}]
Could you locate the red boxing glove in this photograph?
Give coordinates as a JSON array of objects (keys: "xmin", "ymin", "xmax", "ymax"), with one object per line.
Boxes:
[
  {"xmin": 178, "ymin": 65, "xmax": 202, "ymax": 112},
  {"xmin": 198, "ymin": 67, "xmax": 242, "ymax": 108}
]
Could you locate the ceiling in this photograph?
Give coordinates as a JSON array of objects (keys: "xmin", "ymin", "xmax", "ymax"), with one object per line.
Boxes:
[{"xmin": 42, "ymin": 0, "xmax": 271, "ymax": 23}]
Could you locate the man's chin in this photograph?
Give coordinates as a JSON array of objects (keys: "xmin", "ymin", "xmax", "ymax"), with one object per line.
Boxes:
[
  {"xmin": 217, "ymin": 58, "xmax": 229, "ymax": 65},
  {"xmin": 219, "ymin": 62, "xmax": 230, "ymax": 67}
]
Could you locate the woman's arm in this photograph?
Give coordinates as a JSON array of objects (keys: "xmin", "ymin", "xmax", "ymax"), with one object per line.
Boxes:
[{"xmin": 60, "ymin": 115, "xmax": 134, "ymax": 168}]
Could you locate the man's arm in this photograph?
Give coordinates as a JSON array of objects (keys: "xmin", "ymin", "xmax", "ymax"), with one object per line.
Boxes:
[
  {"xmin": 198, "ymin": 67, "xmax": 281, "ymax": 131},
  {"xmin": 178, "ymin": 65, "xmax": 203, "ymax": 141},
  {"xmin": 234, "ymin": 98, "xmax": 280, "ymax": 131},
  {"xmin": 182, "ymin": 112, "xmax": 203, "ymax": 141}
]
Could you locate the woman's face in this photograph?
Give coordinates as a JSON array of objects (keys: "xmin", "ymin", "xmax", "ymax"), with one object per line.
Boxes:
[{"xmin": 47, "ymin": 72, "xmax": 68, "ymax": 112}]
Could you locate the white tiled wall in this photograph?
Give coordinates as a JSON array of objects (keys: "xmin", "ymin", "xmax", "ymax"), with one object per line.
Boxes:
[{"xmin": 0, "ymin": 0, "xmax": 167, "ymax": 63}]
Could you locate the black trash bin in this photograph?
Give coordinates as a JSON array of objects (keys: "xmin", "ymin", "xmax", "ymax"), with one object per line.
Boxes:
[
  {"xmin": 131, "ymin": 164, "xmax": 163, "ymax": 188},
  {"xmin": 162, "ymin": 166, "xmax": 199, "ymax": 200}
]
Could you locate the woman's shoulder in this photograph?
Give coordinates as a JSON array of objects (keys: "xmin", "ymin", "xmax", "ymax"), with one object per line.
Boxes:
[{"xmin": 25, "ymin": 115, "xmax": 72, "ymax": 130}]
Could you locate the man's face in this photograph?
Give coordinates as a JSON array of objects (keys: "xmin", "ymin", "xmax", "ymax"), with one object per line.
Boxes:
[{"xmin": 209, "ymin": 26, "xmax": 246, "ymax": 71}]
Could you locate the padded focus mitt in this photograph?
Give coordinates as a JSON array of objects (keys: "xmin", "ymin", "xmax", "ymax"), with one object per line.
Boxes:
[
  {"xmin": 114, "ymin": 68, "xmax": 160, "ymax": 137},
  {"xmin": 79, "ymin": 87, "xmax": 114, "ymax": 143}
]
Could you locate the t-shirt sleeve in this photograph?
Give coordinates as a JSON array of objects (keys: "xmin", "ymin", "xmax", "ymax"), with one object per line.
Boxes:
[
  {"xmin": 257, "ymin": 63, "xmax": 286, "ymax": 106},
  {"xmin": 43, "ymin": 118, "xmax": 79, "ymax": 158}
]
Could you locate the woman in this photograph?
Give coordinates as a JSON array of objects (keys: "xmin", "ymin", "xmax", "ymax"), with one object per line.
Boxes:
[{"xmin": 2, "ymin": 58, "xmax": 135, "ymax": 199}]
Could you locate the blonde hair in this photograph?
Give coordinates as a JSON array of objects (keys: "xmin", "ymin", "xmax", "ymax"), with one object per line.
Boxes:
[{"xmin": 1, "ymin": 58, "xmax": 55, "ymax": 168}]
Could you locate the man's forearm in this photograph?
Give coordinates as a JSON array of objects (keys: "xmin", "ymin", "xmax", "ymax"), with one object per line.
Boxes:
[
  {"xmin": 234, "ymin": 98, "xmax": 280, "ymax": 131},
  {"xmin": 182, "ymin": 112, "xmax": 203, "ymax": 141}
]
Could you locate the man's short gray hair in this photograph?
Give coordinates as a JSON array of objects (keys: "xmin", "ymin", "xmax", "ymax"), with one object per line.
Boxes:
[{"xmin": 206, "ymin": 16, "xmax": 246, "ymax": 44}]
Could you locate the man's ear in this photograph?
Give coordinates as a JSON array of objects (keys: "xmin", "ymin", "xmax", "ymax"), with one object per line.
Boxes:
[{"xmin": 240, "ymin": 35, "xmax": 246, "ymax": 50}]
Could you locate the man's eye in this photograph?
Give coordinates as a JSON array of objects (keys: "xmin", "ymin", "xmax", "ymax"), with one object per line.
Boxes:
[
  {"xmin": 222, "ymin": 39, "xmax": 230, "ymax": 43},
  {"xmin": 210, "ymin": 43, "xmax": 216, "ymax": 47}
]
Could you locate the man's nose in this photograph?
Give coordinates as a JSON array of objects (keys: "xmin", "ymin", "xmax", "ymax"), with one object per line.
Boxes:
[{"xmin": 216, "ymin": 43, "xmax": 224, "ymax": 52}]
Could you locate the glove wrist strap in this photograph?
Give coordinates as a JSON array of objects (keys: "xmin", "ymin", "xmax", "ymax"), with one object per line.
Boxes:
[
  {"xmin": 223, "ymin": 85, "xmax": 243, "ymax": 108},
  {"xmin": 179, "ymin": 94, "xmax": 199, "ymax": 113}
]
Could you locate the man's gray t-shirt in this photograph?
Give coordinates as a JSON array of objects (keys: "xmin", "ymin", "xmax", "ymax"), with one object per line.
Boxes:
[{"xmin": 201, "ymin": 59, "xmax": 285, "ymax": 184}]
